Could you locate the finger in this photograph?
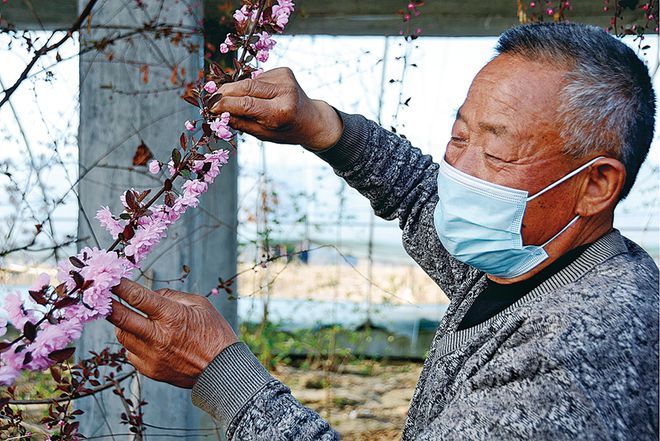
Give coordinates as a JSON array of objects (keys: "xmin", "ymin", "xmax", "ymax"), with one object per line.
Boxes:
[
  {"xmin": 155, "ymin": 288, "xmax": 201, "ymax": 307},
  {"xmin": 218, "ymin": 78, "xmax": 278, "ymax": 99},
  {"xmin": 108, "ymin": 299, "xmax": 154, "ymax": 336},
  {"xmin": 227, "ymin": 116, "xmax": 273, "ymax": 139},
  {"xmin": 211, "ymin": 95, "xmax": 272, "ymax": 119},
  {"xmin": 115, "ymin": 326, "xmax": 150, "ymax": 357},
  {"xmin": 111, "ymin": 278, "xmax": 167, "ymax": 316}
]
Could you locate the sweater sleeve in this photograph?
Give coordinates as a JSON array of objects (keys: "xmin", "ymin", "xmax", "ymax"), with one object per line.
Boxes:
[
  {"xmin": 315, "ymin": 110, "xmax": 480, "ymax": 300},
  {"xmin": 191, "ymin": 342, "xmax": 339, "ymax": 440}
]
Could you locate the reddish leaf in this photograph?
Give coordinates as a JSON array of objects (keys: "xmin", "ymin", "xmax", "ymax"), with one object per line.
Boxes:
[
  {"xmin": 69, "ymin": 256, "xmax": 86, "ymax": 268},
  {"xmin": 0, "ymin": 342, "xmax": 12, "ymax": 354},
  {"xmin": 28, "ymin": 290, "xmax": 48, "ymax": 306},
  {"xmin": 137, "ymin": 189, "xmax": 151, "ymax": 202},
  {"xmin": 164, "ymin": 179, "xmax": 173, "ymax": 191},
  {"xmin": 180, "ymin": 132, "xmax": 187, "ymax": 150},
  {"xmin": 48, "ymin": 347, "xmax": 76, "ymax": 363},
  {"xmin": 132, "ymin": 141, "xmax": 153, "ymax": 166},
  {"xmin": 209, "ymin": 62, "xmax": 224, "ymax": 76},
  {"xmin": 207, "ymin": 93, "xmax": 223, "ymax": 113},
  {"xmin": 125, "ymin": 190, "xmax": 138, "ymax": 210},
  {"xmin": 82, "ymin": 279, "xmax": 95, "ymax": 291},
  {"xmin": 23, "ymin": 321, "xmax": 37, "ymax": 342},
  {"xmin": 70, "ymin": 271, "xmax": 84, "ymax": 289},
  {"xmin": 54, "ymin": 296, "xmax": 78, "ymax": 309},
  {"xmin": 54, "ymin": 282, "xmax": 67, "ymax": 297},
  {"xmin": 140, "ymin": 64, "xmax": 149, "ymax": 84},
  {"xmin": 164, "ymin": 192, "xmax": 175, "ymax": 207},
  {"xmin": 50, "ymin": 366, "xmax": 63, "ymax": 383},
  {"xmin": 23, "ymin": 351, "xmax": 33, "ymax": 365},
  {"xmin": 122, "ymin": 224, "xmax": 135, "ymax": 241},
  {"xmin": 170, "ymin": 64, "xmax": 178, "ymax": 85}
]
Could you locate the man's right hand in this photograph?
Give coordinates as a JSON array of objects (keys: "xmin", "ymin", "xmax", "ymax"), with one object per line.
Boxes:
[{"xmin": 211, "ymin": 67, "xmax": 343, "ymax": 151}]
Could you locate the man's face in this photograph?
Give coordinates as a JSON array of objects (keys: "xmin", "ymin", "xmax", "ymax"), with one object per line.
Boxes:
[{"xmin": 445, "ymin": 54, "xmax": 587, "ymax": 247}]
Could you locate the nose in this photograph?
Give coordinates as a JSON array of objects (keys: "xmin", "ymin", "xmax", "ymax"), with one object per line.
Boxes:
[{"xmin": 444, "ymin": 143, "xmax": 487, "ymax": 180}]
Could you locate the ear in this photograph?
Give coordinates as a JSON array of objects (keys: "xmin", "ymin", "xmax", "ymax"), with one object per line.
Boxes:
[{"xmin": 575, "ymin": 158, "xmax": 626, "ymax": 217}]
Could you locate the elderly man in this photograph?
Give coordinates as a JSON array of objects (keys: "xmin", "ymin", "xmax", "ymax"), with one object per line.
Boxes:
[{"xmin": 109, "ymin": 23, "xmax": 658, "ymax": 440}]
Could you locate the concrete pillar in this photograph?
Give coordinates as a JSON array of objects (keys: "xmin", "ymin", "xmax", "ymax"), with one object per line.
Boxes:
[{"xmin": 76, "ymin": 0, "xmax": 237, "ymax": 438}]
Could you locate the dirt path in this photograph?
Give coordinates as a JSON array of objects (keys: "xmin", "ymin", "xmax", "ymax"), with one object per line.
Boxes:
[{"xmin": 274, "ymin": 360, "xmax": 423, "ymax": 440}]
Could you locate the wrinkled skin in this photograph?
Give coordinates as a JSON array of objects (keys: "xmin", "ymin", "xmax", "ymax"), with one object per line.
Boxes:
[
  {"xmin": 109, "ymin": 279, "xmax": 237, "ymax": 388},
  {"xmin": 109, "ymin": 56, "xmax": 626, "ymax": 386}
]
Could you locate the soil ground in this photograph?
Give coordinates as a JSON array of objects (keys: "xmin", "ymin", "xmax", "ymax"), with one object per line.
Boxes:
[{"xmin": 276, "ymin": 359, "xmax": 423, "ymax": 440}]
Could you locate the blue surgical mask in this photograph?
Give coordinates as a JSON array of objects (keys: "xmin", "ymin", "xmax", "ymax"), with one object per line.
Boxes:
[{"xmin": 433, "ymin": 156, "xmax": 604, "ymax": 279}]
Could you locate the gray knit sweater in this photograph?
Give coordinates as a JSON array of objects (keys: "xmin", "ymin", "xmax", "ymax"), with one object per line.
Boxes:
[{"xmin": 192, "ymin": 111, "xmax": 660, "ymax": 440}]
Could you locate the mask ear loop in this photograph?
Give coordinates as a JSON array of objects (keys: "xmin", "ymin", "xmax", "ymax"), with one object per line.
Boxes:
[
  {"xmin": 540, "ymin": 215, "xmax": 580, "ymax": 248},
  {"xmin": 527, "ymin": 156, "xmax": 605, "ymax": 202}
]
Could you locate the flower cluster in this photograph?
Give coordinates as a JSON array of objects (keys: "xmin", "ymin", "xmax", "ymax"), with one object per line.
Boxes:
[
  {"xmin": 399, "ymin": 1, "xmax": 423, "ymax": 39},
  {"xmin": 0, "ymin": 0, "xmax": 294, "ymax": 388},
  {"xmin": 220, "ymin": 0, "xmax": 294, "ymax": 63}
]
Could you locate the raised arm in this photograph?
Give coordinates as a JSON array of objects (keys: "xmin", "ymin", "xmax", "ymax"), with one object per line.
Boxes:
[{"xmin": 214, "ymin": 67, "xmax": 480, "ymax": 299}]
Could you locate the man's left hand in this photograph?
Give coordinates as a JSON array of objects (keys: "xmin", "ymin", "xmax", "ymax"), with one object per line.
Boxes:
[{"xmin": 108, "ymin": 278, "xmax": 238, "ymax": 388}]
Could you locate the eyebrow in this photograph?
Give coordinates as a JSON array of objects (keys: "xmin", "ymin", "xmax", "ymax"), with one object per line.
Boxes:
[{"xmin": 456, "ymin": 108, "xmax": 508, "ymax": 137}]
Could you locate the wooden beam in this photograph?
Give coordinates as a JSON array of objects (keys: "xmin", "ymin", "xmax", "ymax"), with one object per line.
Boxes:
[
  {"xmin": 0, "ymin": 0, "xmax": 77, "ymax": 30},
  {"xmin": 4, "ymin": 0, "xmax": 648, "ymax": 36}
]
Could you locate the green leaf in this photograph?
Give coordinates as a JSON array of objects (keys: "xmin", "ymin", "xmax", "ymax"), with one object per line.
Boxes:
[{"xmin": 172, "ymin": 148, "xmax": 182, "ymax": 168}]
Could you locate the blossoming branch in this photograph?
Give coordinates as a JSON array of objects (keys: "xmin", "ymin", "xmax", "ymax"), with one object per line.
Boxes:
[{"xmin": 0, "ymin": 0, "xmax": 294, "ymax": 388}]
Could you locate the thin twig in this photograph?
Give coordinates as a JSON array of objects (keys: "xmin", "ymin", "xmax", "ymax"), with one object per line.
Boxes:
[{"xmin": 0, "ymin": 0, "xmax": 99, "ymax": 109}]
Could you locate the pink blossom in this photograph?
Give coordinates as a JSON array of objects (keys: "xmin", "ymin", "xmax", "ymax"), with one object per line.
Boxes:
[
  {"xmin": 185, "ymin": 120, "xmax": 195, "ymax": 131},
  {"xmin": 29, "ymin": 272, "xmax": 50, "ymax": 293},
  {"xmin": 210, "ymin": 117, "xmax": 232, "ymax": 140},
  {"xmin": 148, "ymin": 160, "xmax": 161, "ymax": 174},
  {"xmin": 96, "ymin": 206, "xmax": 124, "ymax": 239},
  {"xmin": 204, "ymin": 81, "xmax": 218, "ymax": 94},
  {"xmin": 255, "ymin": 32, "xmax": 276, "ymax": 51},
  {"xmin": 172, "ymin": 193, "xmax": 200, "ymax": 215},
  {"xmin": 271, "ymin": 5, "xmax": 291, "ymax": 29},
  {"xmin": 220, "ymin": 43, "xmax": 229, "ymax": 54},
  {"xmin": 209, "ymin": 149, "xmax": 230, "ymax": 165},
  {"xmin": 223, "ymin": 34, "xmax": 237, "ymax": 51},
  {"xmin": 0, "ymin": 364, "xmax": 19, "ymax": 386},
  {"xmin": 4, "ymin": 292, "xmax": 36, "ymax": 330},
  {"xmin": 80, "ymin": 248, "xmax": 132, "ymax": 284},
  {"xmin": 66, "ymin": 248, "xmax": 134, "ymax": 315},
  {"xmin": 251, "ymin": 68, "xmax": 264, "ymax": 79},
  {"xmin": 56, "ymin": 258, "xmax": 77, "ymax": 291},
  {"xmin": 211, "ymin": 288, "xmax": 219, "ymax": 296},
  {"xmin": 182, "ymin": 179, "xmax": 209, "ymax": 197},
  {"xmin": 256, "ymin": 50, "xmax": 270, "ymax": 63},
  {"xmin": 28, "ymin": 319, "xmax": 82, "ymax": 370},
  {"xmin": 276, "ymin": 0, "xmax": 295, "ymax": 14},
  {"xmin": 233, "ymin": 5, "xmax": 250, "ymax": 25},
  {"xmin": 1, "ymin": 346, "xmax": 24, "ymax": 370},
  {"xmin": 167, "ymin": 160, "xmax": 177, "ymax": 176},
  {"xmin": 122, "ymin": 219, "xmax": 168, "ymax": 264}
]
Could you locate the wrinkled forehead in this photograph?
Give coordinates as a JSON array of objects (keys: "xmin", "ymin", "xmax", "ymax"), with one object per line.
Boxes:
[{"xmin": 468, "ymin": 54, "xmax": 567, "ymax": 119}]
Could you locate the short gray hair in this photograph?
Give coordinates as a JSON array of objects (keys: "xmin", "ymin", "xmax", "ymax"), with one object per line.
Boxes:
[{"xmin": 496, "ymin": 22, "xmax": 655, "ymax": 199}]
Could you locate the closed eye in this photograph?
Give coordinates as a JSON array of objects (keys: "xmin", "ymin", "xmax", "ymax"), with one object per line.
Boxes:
[{"xmin": 484, "ymin": 152, "xmax": 509, "ymax": 163}]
